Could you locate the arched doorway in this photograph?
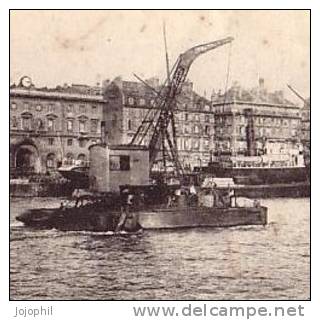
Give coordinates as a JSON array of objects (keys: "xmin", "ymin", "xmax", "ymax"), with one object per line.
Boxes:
[{"xmin": 14, "ymin": 144, "xmax": 40, "ymax": 175}]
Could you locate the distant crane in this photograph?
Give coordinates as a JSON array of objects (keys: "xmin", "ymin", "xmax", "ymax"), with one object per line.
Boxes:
[
  {"xmin": 129, "ymin": 37, "xmax": 234, "ymax": 177},
  {"xmin": 287, "ymin": 84, "xmax": 309, "ymax": 106}
]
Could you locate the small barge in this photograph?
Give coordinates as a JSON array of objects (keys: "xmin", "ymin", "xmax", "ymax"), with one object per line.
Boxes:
[
  {"xmin": 16, "ymin": 199, "xmax": 267, "ymax": 232},
  {"xmin": 16, "ymin": 144, "xmax": 267, "ymax": 232}
]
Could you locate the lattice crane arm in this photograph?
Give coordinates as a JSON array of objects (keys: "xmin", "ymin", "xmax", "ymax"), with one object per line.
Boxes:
[{"xmin": 149, "ymin": 37, "xmax": 234, "ymax": 166}]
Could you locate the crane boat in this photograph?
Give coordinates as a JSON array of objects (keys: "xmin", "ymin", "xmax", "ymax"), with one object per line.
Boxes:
[{"xmin": 17, "ymin": 35, "xmax": 268, "ymax": 232}]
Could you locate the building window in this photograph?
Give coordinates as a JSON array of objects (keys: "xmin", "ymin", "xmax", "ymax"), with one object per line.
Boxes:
[
  {"xmin": 47, "ymin": 118, "xmax": 55, "ymax": 131},
  {"xmin": 67, "ymin": 138, "xmax": 73, "ymax": 146},
  {"xmin": 91, "ymin": 119, "xmax": 98, "ymax": 133},
  {"xmin": 35, "ymin": 118, "xmax": 44, "ymax": 130},
  {"xmin": 67, "ymin": 119, "xmax": 74, "ymax": 132},
  {"xmin": 185, "ymin": 113, "xmax": 189, "ymax": 121},
  {"xmin": 11, "ymin": 116, "xmax": 18, "ymax": 128},
  {"xmin": 203, "ymin": 139, "xmax": 209, "ymax": 149},
  {"xmin": 204, "ymin": 125, "xmax": 210, "ymax": 135},
  {"xmin": 194, "ymin": 114, "xmax": 200, "ymax": 121},
  {"xmin": 110, "ymin": 155, "xmax": 130, "ymax": 171},
  {"xmin": 66, "ymin": 104, "xmax": 74, "ymax": 113},
  {"xmin": 36, "ymin": 105, "xmax": 42, "ymax": 112},
  {"xmin": 194, "ymin": 125, "xmax": 200, "ymax": 134},
  {"xmin": 139, "ymin": 98, "xmax": 145, "ymax": 106},
  {"xmin": 48, "ymin": 104, "xmax": 55, "ymax": 112},
  {"xmin": 128, "ymin": 97, "xmax": 135, "ymax": 105},
  {"xmin": 79, "ymin": 120, "xmax": 86, "ymax": 133},
  {"xmin": 79, "ymin": 139, "xmax": 86, "ymax": 148},
  {"xmin": 193, "ymin": 139, "xmax": 200, "ymax": 149},
  {"xmin": 48, "ymin": 138, "xmax": 54, "ymax": 145},
  {"xmin": 11, "ymin": 102, "xmax": 17, "ymax": 110},
  {"xmin": 205, "ymin": 115, "xmax": 210, "ymax": 122},
  {"xmin": 92, "ymin": 105, "xmax": 97, "ymax": 113},
  {"xmin": 24, "ymin": 103, "xmax": 29, "ymax": 111},
  {"xmin": 128, "ymin": 119, "xmax": 132, "ymax": 131},
  {"xmin": 22, "ymin": 117, "xmax": 32, "ymax": 130},
  {"xmin": 46, "ymin": 153, "xmax": 56, "ymax": 168},
  {"xmin": 79, "ymin": 105, "xmax": 86, "ymax": 114}
]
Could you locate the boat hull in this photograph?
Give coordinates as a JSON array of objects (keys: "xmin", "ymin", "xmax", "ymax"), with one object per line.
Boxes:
[
  {"xmin": 206, "ymin": 166, "xmax": 309, "ymax": 185},
  {"xmin": 16, "ymin": 205, "xmax": 267, "ymax": 231}
]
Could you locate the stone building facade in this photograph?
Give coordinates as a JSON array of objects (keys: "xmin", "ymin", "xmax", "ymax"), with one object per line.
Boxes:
[
  {"xmin": 10, "ymin": 79, "xmax": 104, "ymax": 176},
  {"xmin": 211, "ymin": 79, "xmax": 303, "ymax": 157},
  {"xmin": 10, "ymin": 76, "xmax": 307, "ymax": 177}
]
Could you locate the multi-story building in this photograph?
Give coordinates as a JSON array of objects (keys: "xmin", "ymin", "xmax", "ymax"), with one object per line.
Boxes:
[
  {"xmin": 103, "ymin": 77, "xmax": 214, "ymax": 171},
  {"xmin": 211, "ymin": 79, "xmax": 302, "ymax": 157},
  {"xmin": 11, "ymin": 76, "xmax": 306, "ymax": 177},
  {"xmin": 10, "ymin": 77, "xmax": 104, "ymax": 176}
]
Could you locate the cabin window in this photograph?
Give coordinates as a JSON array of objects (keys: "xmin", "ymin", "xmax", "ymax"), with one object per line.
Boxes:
[
  {"xmin": 46, "ymin": 153, "xmax": 56, "ymax": 168},
  {"xmin": 110, "ymin": 155, "xmax": 130, "ymax": 171}
]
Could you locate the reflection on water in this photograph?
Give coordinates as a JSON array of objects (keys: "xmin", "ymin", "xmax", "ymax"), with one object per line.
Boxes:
[{"xmin": 10, "ymin": 198, "xmax": 310, "ymax": 300}]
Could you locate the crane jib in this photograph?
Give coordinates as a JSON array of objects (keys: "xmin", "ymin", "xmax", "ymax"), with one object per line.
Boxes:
[{"xmin": 130, "ymin": 36, "xmax": 234, "ymax": 176}]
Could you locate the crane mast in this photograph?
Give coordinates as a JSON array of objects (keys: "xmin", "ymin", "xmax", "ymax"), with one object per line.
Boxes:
[{"xmin": 130, "ymin": 37, "xmax": 234, "ymax": 176}]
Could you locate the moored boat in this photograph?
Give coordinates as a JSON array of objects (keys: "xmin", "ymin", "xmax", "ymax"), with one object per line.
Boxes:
[{"xmin": 16, "ymin": 202, "xmax": 267, "ymax": 232}]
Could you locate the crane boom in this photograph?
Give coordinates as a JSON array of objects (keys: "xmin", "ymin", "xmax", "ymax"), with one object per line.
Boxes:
[
  {"xmin": 129, "ymin": 36, "xmax": 234, "ymax": 176},
  {"xmin": 287, "ymin": 84, "xmax": 309, "ymax": 106},
  {"xmin": 149, "ymin": 37, "xmax": 234, "ymax": 171}
]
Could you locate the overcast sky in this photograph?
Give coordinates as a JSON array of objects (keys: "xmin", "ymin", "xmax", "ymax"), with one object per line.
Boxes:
[{"xmin": 10, "ymin": 10, "xmax": 310, "ymax": 103}]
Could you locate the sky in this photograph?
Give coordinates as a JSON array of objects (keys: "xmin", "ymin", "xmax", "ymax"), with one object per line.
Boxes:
[{"xmin": 10, "ymin": 10, "xmax": 310, "ymax": 103}]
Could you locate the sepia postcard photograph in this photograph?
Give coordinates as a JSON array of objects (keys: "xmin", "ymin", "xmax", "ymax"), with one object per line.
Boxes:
[{"xmin": 9, "ymin": 9, "xmax": 310, "ymax": 301}]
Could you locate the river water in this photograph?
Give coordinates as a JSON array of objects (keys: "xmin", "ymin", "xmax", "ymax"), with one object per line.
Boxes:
[{"xmin": 10, "ymin": 197, "xmax": 310, "ymax": 300}]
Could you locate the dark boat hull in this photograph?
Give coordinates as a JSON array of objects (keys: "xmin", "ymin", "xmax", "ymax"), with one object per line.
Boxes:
[
  {"xmin": 16, "ymin": 205, "xmax": 267, "ymax": 231},
  {"xmin": 206, "ymin": 166, "xmax": 309, "ymax": 185}
]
